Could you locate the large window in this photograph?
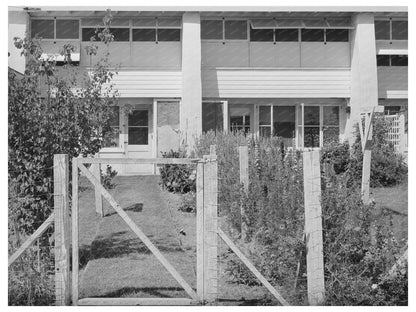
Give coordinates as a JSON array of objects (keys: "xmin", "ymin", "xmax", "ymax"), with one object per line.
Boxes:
[
  {"xmin": 80, "ymin": 17, "xmax": 181, "ymax": 42},
  {"xmin": 202, "ymin": 102, "xmax": 224, "ymax": 132},
  {"xmin": 31, "ymin": 19, "xmax": 79, "ymax": 39},
  {"xmin": 103, "ymin": 106, "xmax": 120, "ymax": 148},
  {"xmin": 128, "ymin": 110, "xmax": 149, "ymax": 145},
  {"xmin": 375, "ymin": 19, "xmax": 408, "ymax": 41},
  {"xmin": 201, "ymin": 19, "xmax": 248, "ymax": 40},
  {"xmin": 377, "ymin": 55, "xmax": 408, "ymax": 66},
  {"xmin": 229, "ymin": 106, "xmax": 251, "ymax": 133},
  {"xmin": 298, "ymin": 106, "xmax": 340, "ymax": 148},
  {"xmin": 259, "ymin": 105, "xmax": 296, "ymax": 147}
]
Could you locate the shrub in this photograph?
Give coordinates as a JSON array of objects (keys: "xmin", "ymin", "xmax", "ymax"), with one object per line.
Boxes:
[
  {"xmin": 101, "ymin": 165, "xmax": 118, "ymax": 190},
  {"xmin": 159, "ymin": 149, "xmax": 196, "ymax": 193},
  {"xmin": 193, "ymin": 131, "xmax": 407, "ymax": 305},
  {"xmin": 179, "ymin": 192, "xmax": 196, "ymax": 213}
]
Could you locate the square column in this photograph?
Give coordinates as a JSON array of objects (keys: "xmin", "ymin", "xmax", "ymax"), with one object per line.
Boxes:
[{"xmin": 181, "ymin": 12, "xmax": 202, "ymax": 151}]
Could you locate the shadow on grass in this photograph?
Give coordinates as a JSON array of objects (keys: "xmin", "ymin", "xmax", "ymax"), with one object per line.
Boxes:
[
  {"xmin": 78, "ymin": 230, "xmax": 185, "ymax": 268},
  {"xmin": 97, "ymin": 286, "xmax": 188, "ymax": 298}
]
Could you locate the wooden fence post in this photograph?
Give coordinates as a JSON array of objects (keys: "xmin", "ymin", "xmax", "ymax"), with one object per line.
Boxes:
[
  {"xmin": 54, "ymin": 154, "xmax": 71, "ymax": 305},
  {"xmin": 209, "ymin": 144, "xmax": 216, "ymax": 156},
  {"xmin": 303, "ymin": 150, "xmax": 325, "ymax": 305},
  {"xmin": 91, "ymin": 163, "xmax": 103, "ymax": 216},
  {"xmin": 71, "ymin": 158, "xmax": 79, "ymax": 306},
  {"xmin": 197, "ymin": 153, "xmax": 218, "ymax": 303},
  {"xmin": 361, "ymin": 113, "xmax": 373, "ymax": 205},
  {"xmin": 196, "ymin": 160, "xmax": 205, "ymax": 301},
  {"xmin": 239, "ymin": 145, "xmax": 249, "ymax": 241}
]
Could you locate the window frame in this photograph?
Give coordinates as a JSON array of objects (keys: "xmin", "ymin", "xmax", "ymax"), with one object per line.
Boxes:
[
  {"xmin": 131, "ymin": 17, "xmax": 182, "ymax": 43},
  {"xmin": 201, "ymin": 18, "xmax": 249, "ymax": 42},
  {"xmin": 31, "ymin": 17, "xmax": 81, "ymax": 41},
  {"xmin": 375, "ymin": 17, "xmax": 408, "ymax": 42},
  {"xmin": 128, "ymin": 109, "xmax": 150, "ymax": 146}
]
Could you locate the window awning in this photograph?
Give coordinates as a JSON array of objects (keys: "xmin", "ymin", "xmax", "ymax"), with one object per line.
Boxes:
[
  {"xmin": 249, "ymin": 18, "xmax": 354, "ymax": 29},
  {"xmin": 250, "ymin": 19, "xmax": 277, "ymax": 29}
]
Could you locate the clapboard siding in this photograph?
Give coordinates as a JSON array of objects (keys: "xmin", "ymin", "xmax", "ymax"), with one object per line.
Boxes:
[
  {"xmin": 202, "ymin": 69, "xmax": 351, "ymax": 98},
  {"xmin": 378, "ymin": 67, "xmax": 408, "ymax": 99},
  {"xmin": 110, "ymin": 70, "xmax": 182, "ymax": 97}
]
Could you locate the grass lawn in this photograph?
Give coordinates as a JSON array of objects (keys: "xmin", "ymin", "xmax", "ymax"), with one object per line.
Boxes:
[
  {"xmin": 371, "ymin": 180, "xmax": 408, "ymax": 246},
  {"xmin": 77, "ymin": 175, "xmax": 279, "ymax": 305}
]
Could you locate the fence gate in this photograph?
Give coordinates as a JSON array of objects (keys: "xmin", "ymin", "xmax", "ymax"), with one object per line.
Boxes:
[{"xmin": 71, "ymin": 156, "xmax": 216, "ymax": 306}]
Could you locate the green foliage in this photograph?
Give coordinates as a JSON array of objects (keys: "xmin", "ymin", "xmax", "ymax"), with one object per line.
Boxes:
[
  {"xmin": 9, "ymin": 12, "xmax": 118, "ymax": 234},
  {"xmin": 178, "ymin": 192, "xmax": 196, "ymax": 213},
  {"xmin": 159, "ymin": 149, "xmax": 196, "ymax": 193},
  {"xmin": 321, "ymin": 115, "xmax": 407, "ymax": 188},
  {"xmin": 101, "ymin": 165, "xmax": 118, "ymax": 190},
  {"xmin": 193, "ymin": 131, "xmax": 407, "ymax": 305}
]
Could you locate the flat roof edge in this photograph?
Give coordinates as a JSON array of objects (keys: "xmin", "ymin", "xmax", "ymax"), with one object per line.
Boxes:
[{"xmin": 9, "ymin": 6, "xmax": 408, "ymax": 12}]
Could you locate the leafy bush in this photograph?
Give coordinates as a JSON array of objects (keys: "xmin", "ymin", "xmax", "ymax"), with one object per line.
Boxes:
[
  {"xmin": 179, "ymin": 192, "xmax": 196, "ymax": 213},
  {"xmin": 193, "ymin": 131, "xmax": 407, "ymax": 305},
  {"xmin": 321, "ymin": 115, "xmax": 407, "ymax": 188},
  {"xmin": 159, "ymin": 149, "xmax": 196, "ymax": 193},
  {"xmin": 101, "ymin": 165, "xmax": 118, "ymax": 190}
]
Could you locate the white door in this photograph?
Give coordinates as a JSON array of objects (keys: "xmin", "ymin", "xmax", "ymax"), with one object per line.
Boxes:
[{"xmin": 125, "ymin": 105, "xmax": 154, "ymax": 174}]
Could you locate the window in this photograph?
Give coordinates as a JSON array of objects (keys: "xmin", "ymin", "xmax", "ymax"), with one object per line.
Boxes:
[
  {"xmin": 377, "ymin": 55, "xmax": 408, "ymax": 66},
  {"xmin": 323, "ymin": 106, "xmax": 340, "ymax": 145},
  {"xmin": 230, "ymin": 106, "xmax": 251, "ymax": 133},
  {"xmin": 82, "ymin": 28, "xmax": 129, "ymax": 41},
  {"xmin": 275, "ymin": 29, "xmax": 299, "ymax": 42},
  {"xmin": 132, "ymin": 18, "xmax": 181, "ymax": 42},
  {"xmin": 224, "ymin": 20, "xmax": 247, "ymax": 40},
  {"xmin": 325, "ymin": 29, "xmax": 349, "ymax": 42},
  {"xmin": 250, "ymin": 27, "xmax": 274, "ymax": 42},
  {"xmin": 301, "ymin": 29, "xmax": 324, "ymax": 42},
  {"xmin": 259, "ymin": 106, "xmax": 272, "ymax": 137},
  {"xmin": 201, "ymin": 20, "xmax": 248, "ymax": 40},
  {"xmin": 56, "ymin": 20, "xmax": 79, "ymax": 39},
  {"xmin": 31, "ymin": 19, "xmax": 54, "ymax": 39},
  {"xmin": 273, "ymin": 106, "xmax": 296, "ymax": 147},
  {"xmin": 202, "ymin": 102, "xmax": 223, "ymax": 132},
  {"xmin": 32, "ymin": 19, "xmax": 80, "ymax": 40},
  {"xmin": 201, "ymin": 20, "xmax": 223, "ymax": 40},
  {"xmin": 299, "ymin": 106, "xmax": 340, "ymax": 148},
  {"xmin": 375, "ymin": 19, "xmax": 408, "ymax": 40},
  {"xmin": 132, "ymin": 28, "xmax": 156, "ymax": 41},
  {"xmin": 103, "ymin": 107, "xmax": 120, "ymax": 148},
  {"xmin": 157, "ymin": 28, "xmax": 181, "ymax": 41},
  {"xmin": 128, "ymin": 110, "xmax": 148, "ymax": 145}
]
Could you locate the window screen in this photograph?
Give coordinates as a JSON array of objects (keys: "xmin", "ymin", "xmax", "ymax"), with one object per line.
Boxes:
[
  {"xmin": 82, "ymin": 28, "xmax": 101, "ymax": 41},
  {"xmin": 128, "ymin": 110, "xmax": 148, "ymax": 145},
  {"xmin": 132, "ymin": 29, "xmax": 156, "ymax": 41},
  {"xmin": 325, "ymin": 29, "xmax": 349, "ymax": 42},
  {"xmin": 375, "ymin": 20, "xmax": 390, "ymax": 40},
  {"xmin": 56, "ymin": 20, "xmax": 79, "ymax": 39},
  {"xmin": 377, "ymin": 55, "xmax": 390, "ymax": 66},
  {"xmin": 303, "ymin": 106, "xmax": 320, "ymax": 148},
  {"xmin": 224, "ymin": 20, "xmax": 247, "ymax": 40},
  {"xmin": 202, "ymin": 102, "xmax": 223, "ymax": 132},
  {"xmin": 157, "ymin": 28, "xmax": 181, "ymax": 41},
  {"xmin": 273, "ymin": 106, "xmax": 296, "ymax": 144},
  {"xmin": 104, "ymin": 106, "xmax": 120, "ymax": 147},
  {"xmin": 391, "ymin": 55, "xmax": 408, "ymax": 66},
  {"xmin": 275, "ymin": 29, "xmax": 299, "ymax": 42},
  {"xmin": 250, "ymin": 27, "xmax": 274, "ymax": 41},
  {"xmin": 323, "ymin": 106, "xmax": 340, "ymax": 145},
  {"xmin": 110, "ymin": 28, "xmax": 130, "ymax": 41},
  {"xmin": 201, "ymin": 20, "xmax": 223, "ymax": 40},
  {"xmin": 392, "ymin": 21, "xmax": 408, "ymax": 40},
  {"xmin": 301, "ymin": 29, "xmax": 324, "ymax": 42},
  {"xmin": 31, "ymin": 19, "xmax": 54, "ymax": 39}
]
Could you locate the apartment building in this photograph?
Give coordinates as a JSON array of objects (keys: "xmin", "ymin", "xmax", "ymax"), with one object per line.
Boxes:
[{"xmin": 8, "ymin": 7, "xmax": 408, "ymax": 174}]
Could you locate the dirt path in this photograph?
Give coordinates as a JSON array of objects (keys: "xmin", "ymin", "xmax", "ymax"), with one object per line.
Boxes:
[{"xmin": 78, "ymin": 175, "xmax": 197, "ymax": 299}]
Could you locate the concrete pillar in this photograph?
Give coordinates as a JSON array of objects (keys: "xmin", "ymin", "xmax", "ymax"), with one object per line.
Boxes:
[
  {"xmin": 8, "ymin": 9, "xmax": 28, "ymax": 74},
  {"xmin": 181, "ymin": 12, "xmax": 202, "ymax": 152},
  {"xmin": 346, "ymin": 13, "xmax": 379, "ymax": 144}
]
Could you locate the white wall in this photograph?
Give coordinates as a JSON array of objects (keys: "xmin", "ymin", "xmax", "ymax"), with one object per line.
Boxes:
[
  {"xmin": 202, "ymin": 69, "xmax": 351, "ymax": 98},
  {"xmin": 378, "ymin": 67, "xmax": 408, "ymax": 99},
  {"xmin": 8, "ymin": 10, "xmax": 28, "ymax": 73}
]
